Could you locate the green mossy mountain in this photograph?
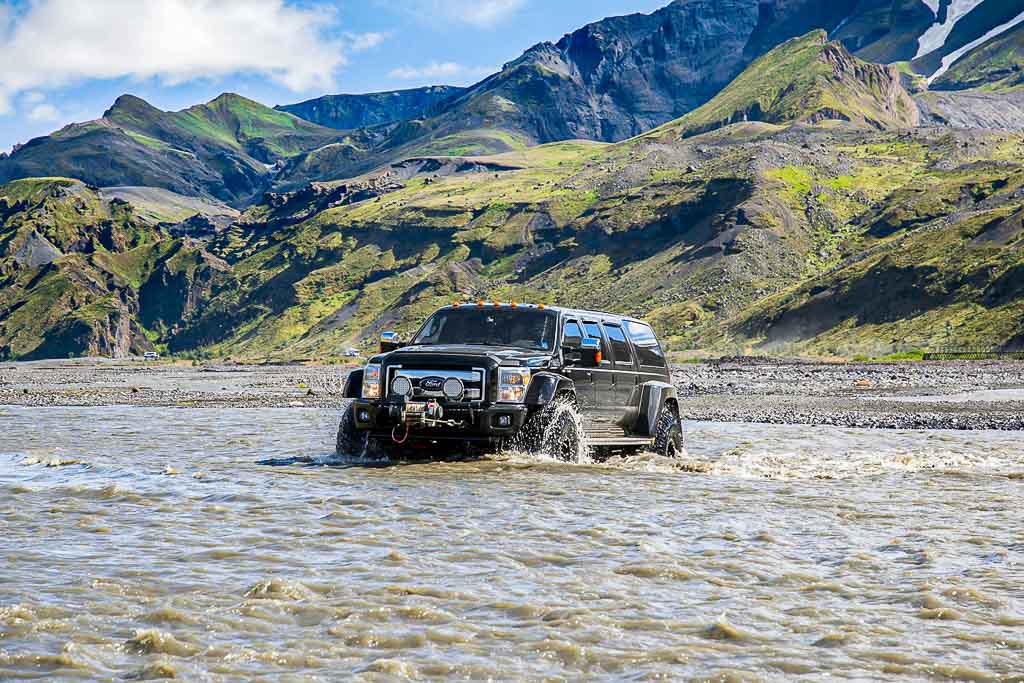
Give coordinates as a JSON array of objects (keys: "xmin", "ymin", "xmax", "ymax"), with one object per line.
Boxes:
[
  {"xmin": 0, "ymin": 94, "xmax": 342, "ymax": 205},
  {"xmin": 4, "ymin": 0, "xmax": 1024, "ymax": 360},
  {"xmin": 0, "ymin": 178, "xmax": 228, "ymax": 359},
  {"xmin": 107, "ymin": 34, "xmax": 1023, "ymax": 359},
  {"xmin": 655, "ymin": 32, "xmax": 919, "ymax": 138}
]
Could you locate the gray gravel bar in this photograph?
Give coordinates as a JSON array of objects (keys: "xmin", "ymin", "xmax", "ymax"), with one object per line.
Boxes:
[{"xmin": 1, "ymin": 357, "xmax": 1023, "ymax": 430}]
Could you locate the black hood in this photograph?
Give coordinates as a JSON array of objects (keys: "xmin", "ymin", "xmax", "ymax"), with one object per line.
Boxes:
[{"xmin": 377, "ymin": 344, "xmax": 554, "ymax": 369}]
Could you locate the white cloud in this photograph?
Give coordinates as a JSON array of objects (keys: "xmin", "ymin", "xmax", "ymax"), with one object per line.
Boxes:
[
  {"xmin": 407, "ymin": 0, "xmax": 527, "ymax": 28},
  {"xmin": 21, "ymin": 91, "xmax": 47, "ymax": 105},
  {"xmin": 27, "ymin": 103, "xmax": 61, "ymax": 122},
  {"xmin": 347, "ymin": 32, "xmax": 389, "ymax": 53},
  {"xmin": 0, "ymin": 0, "xmax": 349, "ymax": 114},
  {"xmin": 388, "ymin": 62, "xmax": 494, "ymax": 83}
]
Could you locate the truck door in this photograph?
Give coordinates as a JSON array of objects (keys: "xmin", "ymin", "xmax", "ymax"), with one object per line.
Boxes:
[
  {"xmin": 602, "ymin": 322, "xmax": 638, "ymax": 417},
  {"xmin": 583, "ymin": 321, "xmax": 615, "ymax": 415},
  {"xmin": 562, "ymin": 319, "xmax": 594, "ymax": 409}
]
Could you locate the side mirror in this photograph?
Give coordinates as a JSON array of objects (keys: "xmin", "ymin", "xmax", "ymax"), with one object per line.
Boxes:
[
  {"xmin": 380, "ymin": 331, "xmax": 403, "ymax": 353},
  {"xmin": 564, "ymin": 337, "xmax": 601, "ymax": 367},
  {"xmin": 579, "ymin": 337, "xmax": 602, "ymax": 367}
]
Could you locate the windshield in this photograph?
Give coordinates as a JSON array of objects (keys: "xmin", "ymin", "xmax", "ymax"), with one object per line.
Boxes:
[{"xmin": 413, "ymin": 308, "xmax": 557, "ymax": 351}]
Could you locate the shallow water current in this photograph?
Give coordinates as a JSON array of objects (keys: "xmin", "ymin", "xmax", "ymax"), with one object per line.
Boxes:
[{"xmin": 1, "ymin": 406, "xmax": 1022, "ymax": 681}]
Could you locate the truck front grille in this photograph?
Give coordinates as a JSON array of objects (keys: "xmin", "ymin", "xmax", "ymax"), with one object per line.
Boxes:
[{"xmin": 387, "ymin": 367, "xmax": 486, "ymax": 401}]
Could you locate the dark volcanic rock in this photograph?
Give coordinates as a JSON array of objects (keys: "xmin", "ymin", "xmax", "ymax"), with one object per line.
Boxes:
[{"xmin": 434, "ymin": 0, "xmax": 860, "ymax": 144}]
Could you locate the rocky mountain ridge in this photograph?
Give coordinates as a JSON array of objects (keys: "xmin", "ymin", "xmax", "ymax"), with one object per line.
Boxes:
[
  {"xmin": 3, "ymin": 31, "xmax": 1022, "ymax": 360},
  {"xmin": 276, "ymin": 86, "xmax": 465, "ymax": 130},
  {"xmin": 2, "ymin": 1, "xmax": 1024, "ymax": 359}
]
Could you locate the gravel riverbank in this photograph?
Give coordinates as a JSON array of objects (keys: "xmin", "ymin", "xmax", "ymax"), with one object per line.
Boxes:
[
  {"xmin": 2, "ymin": 357, "xmax": 1023, "ymax": 430},
  {"xmin": 674, "ymin": 358, "xmax": 1024, "ymax": 430}
]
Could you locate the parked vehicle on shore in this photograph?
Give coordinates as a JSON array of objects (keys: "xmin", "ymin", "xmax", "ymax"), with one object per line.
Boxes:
[
  {"xmin": 143, "ymin": 352, "xmax": 160, "ymax": 361},
  {"xmin": 337, "ymin": 303, "xmax": 683, "ymax": 460}
]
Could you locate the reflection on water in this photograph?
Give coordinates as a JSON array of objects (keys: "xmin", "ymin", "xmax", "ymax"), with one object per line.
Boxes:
[{"xmin": 1, "ymin": 406, "xmax": 1022, "ymax": 681}]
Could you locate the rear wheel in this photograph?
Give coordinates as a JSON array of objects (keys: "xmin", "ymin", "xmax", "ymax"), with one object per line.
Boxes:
[{"xmin": 653, "ymin": 402, "xmax": 683, "ymax": 458}]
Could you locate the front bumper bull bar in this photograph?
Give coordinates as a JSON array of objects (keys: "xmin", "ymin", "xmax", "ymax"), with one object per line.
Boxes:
[{"xmin": 352, "ymin": 400, "xmax": 530, "ymax": 442}]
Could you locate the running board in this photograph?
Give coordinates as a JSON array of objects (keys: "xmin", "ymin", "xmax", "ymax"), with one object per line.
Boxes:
[{"xmin": 586, "ymin": 436, "xmax": 653, "ymax": 447}]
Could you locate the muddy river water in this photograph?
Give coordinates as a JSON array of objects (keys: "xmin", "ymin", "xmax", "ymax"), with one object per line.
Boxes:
[{"xmin": 1, "ymin": 405, "xmax": 1022, "ymax": 681}]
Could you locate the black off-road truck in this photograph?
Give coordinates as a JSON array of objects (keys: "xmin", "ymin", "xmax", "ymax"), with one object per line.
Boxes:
[{"xmin": 337, "ymin": 304, "xmax": 683, "ymax": 460}]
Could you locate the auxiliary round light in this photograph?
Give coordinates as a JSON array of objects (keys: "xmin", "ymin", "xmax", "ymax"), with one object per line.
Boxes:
[
  {"xmin": 442, "ymin": 377, "xmax": 465, "ymax": 400},
  {"xmin": 391, "ymin": 376, "xmax": 413, "ymax": 397}
]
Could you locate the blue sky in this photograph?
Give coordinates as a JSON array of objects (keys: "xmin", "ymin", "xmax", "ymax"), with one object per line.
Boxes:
[{"xmin": 0, "ymin": 0, "xmax": 669, "ymax": 153}]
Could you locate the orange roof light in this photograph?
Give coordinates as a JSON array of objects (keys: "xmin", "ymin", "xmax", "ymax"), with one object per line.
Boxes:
[
  {"xmin": 510, "ymin": 301, "xmax": 518, "ymax": 308},
  {"xmin": 477, "ymin": 300, "xmax": 485, "ymax": 307},
  {"xmin": 538, "ymin": 303, "xmax": 546, "ymax": 310}
]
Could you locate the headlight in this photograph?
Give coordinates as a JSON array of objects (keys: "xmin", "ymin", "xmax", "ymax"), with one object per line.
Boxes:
[
  {"xmin": 498, "ymin": 368, "xmax": 531, "ymax": 403},
  {"xmin": 362, "ymin": 364, "xmax": 382, "ymax": 399}
]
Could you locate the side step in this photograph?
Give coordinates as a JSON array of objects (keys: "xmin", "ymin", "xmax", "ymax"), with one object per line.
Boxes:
[
  {"xmin": 583, "ymin": 418, "xmax": 651, "ymax": 448},
  {"xmin": 587, "ymin": 436, "xmax": 654, "ymax": 448}
]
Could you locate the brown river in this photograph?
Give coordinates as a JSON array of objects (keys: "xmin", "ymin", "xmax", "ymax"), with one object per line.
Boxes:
[{"xmin": 1, "ymin": 405, "xmax": 1022, "ymax": 681}]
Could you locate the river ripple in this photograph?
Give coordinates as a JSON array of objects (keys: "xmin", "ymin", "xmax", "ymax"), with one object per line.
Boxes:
[{"xmin": 1, "ymin": 406, "xmax": 1022, "ymax": 681}]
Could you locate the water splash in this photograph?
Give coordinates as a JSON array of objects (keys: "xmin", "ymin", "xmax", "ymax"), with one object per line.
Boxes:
[{"xmin": 507, "ymin": 400, "xmax": 593, "ymax": 464}]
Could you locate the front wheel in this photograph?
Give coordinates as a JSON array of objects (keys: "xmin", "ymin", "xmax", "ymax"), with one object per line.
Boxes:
[
  {"xmin": 513, "ymin": 397, "xmax": 584, "ymax": 462},
  {"xmin": 652, "ymin": 402, "xmax": 684, "ymax": 458},
  {"xmin": 335, "ymin": 403, "xmax": 386, "ymax": 460},
  {"xmin": 540, "ymin": 398, "xmax": 584, "ymax": 462}
]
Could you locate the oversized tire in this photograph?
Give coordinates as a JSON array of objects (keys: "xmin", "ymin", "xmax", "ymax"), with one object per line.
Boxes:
[
  {"xmin": 540, "ymin": 397, "xmax": 583, "ymax": 462},
  {"xmin": 335, "ymin": 403, "xmax": 387, "ymax": 460},
  {"xmin": 652, "ymin": 401, "xmax": 683, "ymax": 458}
]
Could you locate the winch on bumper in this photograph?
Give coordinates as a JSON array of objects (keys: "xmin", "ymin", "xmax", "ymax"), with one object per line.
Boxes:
[{"xmin": 351, "ymin": 399, "xmax": 530, "ymax": 442}]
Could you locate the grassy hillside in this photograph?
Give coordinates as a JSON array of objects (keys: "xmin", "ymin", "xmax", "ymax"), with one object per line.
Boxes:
[
  {"xmin": 0, "ymin": 179, "xmax": 228, "ymax": 359},
  {"xmin": 4, "ymin": 33, "xmax": 1024, "ymax": 360},
  {"xmin": 155, "ymin": 116, "xmax": 1023, "ymax": 361},
  {"xmin": 657, "ymin": 31, "xmax": 919, "ymax": 139}
]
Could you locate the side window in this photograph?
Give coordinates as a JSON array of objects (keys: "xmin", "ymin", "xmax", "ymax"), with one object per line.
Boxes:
[
  {"xmin": 603, "ymin": 323, "xmax": 633, "ymax": 368},
  {"xmin": 583, "ymin": 322, "xmax": 609, "ymax": 362},
  {"xmin": 562, "ymin": 320, "xmax": 583, "ymax": 347},
  {"xmin": 626, "ymin": 321, "xmax": 667, "ymax": 368}
]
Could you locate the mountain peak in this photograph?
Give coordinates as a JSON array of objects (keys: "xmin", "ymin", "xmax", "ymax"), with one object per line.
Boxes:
[
  {"xmin": 205, "ymin": 92, "xmax": 264, "ymax": 111},
  {"xmin": 103, "ymin": 94, "xmax": 160, "ymax": 119}
]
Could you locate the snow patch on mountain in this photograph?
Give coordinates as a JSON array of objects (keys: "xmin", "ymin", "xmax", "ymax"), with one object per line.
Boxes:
[
  {"xmin": 921, "ymin": 0, "xmax": 940, "ymax": 17},
  {"xmin": 914, "ymin": 0, "xmax": 986, "ymax": 60},
  {"xmin": 929, "ymin": 9, "xmax": 1024, "ymax": 83}
]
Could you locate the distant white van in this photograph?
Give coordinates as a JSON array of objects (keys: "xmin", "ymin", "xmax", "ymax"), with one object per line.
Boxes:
[{"xmin": 143, "ymin": 352, "xmax": 161, "ymax": 361}]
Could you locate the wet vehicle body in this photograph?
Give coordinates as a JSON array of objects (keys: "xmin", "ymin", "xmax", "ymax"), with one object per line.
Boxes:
[{"xmin": 338, "ymin": 303, "xmax": 683, "ymax": 460}]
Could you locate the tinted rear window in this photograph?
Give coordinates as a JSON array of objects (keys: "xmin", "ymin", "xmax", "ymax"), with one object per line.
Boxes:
[
  {"xmin": 625, "ymin": 321, "xmax": 666, "ymax": 367},
  {"xmin": 603, "ymin": 324, "xmax": 633, "ymax": 367}
]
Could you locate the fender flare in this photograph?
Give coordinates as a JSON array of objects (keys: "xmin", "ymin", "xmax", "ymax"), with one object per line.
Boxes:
[
  {"xmin": 525, "ymin": 371, "xmax": 576, "ymax": 407},
  {"xmin": 343, "ymin": 369, "xmax": 364, "ymax": 399},
  {"xmin": 634, "ymin": 381, "xmax": 678, "ymax": 437}
]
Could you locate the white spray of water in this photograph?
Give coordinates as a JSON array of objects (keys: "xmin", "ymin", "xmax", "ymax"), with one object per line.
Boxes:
[{"xmin": 507, "ymin": 401, "xmax": 594, "ymax": 464}]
